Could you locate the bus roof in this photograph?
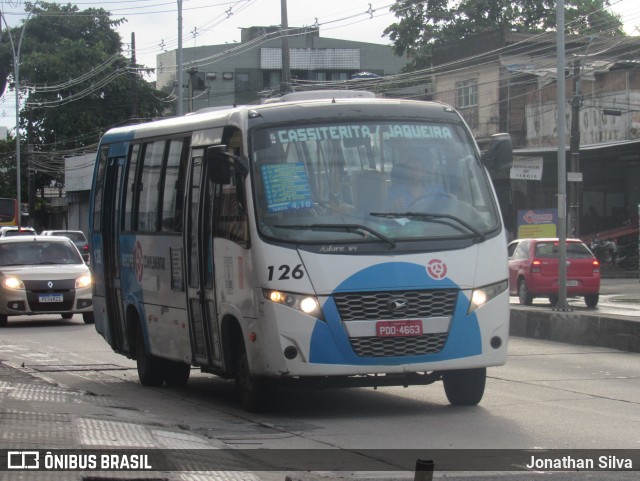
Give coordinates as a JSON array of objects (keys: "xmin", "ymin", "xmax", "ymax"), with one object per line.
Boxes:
[{"xmin": 99, "ymin": 94, "xmax": 462, "ymax": 144}]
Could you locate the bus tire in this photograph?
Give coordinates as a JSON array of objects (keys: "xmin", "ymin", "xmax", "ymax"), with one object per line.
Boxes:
[
  {"xmin": 235, "ymin": 346, "xmax": 273, "ymax": 412},
  {"xmin": 83, "ymin": 312, "xmax": 95, "ymax": 324},
  {"xmin": 442, "ymin": 368, "xmax": 486, "ymax": 406},
  {"xmin": 0, "ymin": 314, "xmax": 7, "ymax": 327},
  {"xmin": 136, "ymin": 325, "xmax": 164, "ymax": 387},
  {"xmin": 164, "ymin": 361, "xmax": 190, "ymax": 387}
]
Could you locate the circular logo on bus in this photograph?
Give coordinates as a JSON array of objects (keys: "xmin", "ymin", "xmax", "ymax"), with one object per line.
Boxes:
[
  {"xmin": 134, "ymin": 241, "xmax": 144, "ymax": 283},
  {"xmin": 426, "ymin": 259, "xmax": 447, "ymax": 280}
]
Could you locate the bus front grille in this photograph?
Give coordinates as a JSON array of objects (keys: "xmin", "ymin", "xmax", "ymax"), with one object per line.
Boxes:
[
  {"xmin": 333, "ymin": 289, "xmax": 458, "ymax": 321},
  {"xmin": 349, "ymin": 333, "xmax": 449, "ymax": 357}
]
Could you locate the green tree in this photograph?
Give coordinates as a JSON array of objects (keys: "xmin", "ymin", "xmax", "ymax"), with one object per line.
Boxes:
[
  {"xmin": 0, "ymin": 2, "xmax": 165, "ymax": 199},
  {"xmin": 0, "ymin": 137, "xmax": 19, "ymax": 199},
  {"xmin": 384, "ymin": 0, "xmax": 625, "ymax": 70}
]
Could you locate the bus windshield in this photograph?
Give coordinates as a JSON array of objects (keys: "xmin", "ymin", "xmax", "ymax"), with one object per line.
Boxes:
[{"xmin": 251, "ymin": 120, "xmax": 500, "ymax": 244}]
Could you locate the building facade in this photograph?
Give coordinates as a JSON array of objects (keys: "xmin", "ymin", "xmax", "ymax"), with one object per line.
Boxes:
[
  {"xmin": 431, "ymin": 31, "xmax": 640, "ymax": 241},
  {"xmin": 156, "ymin": 26, "xmax": 409, "ymax": 112}
]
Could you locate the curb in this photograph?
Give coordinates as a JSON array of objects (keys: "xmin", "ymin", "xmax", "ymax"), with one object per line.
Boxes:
[{"xmin": 510, "ymin": 307, "xmax": 640, "ymax": 353}]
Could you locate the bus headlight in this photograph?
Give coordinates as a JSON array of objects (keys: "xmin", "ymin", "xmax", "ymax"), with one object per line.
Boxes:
[
  {"xmin": 468, "ymin": 280, "xmax": 508, "ymax": 314},
  {"xmin": 263, "ymin": 289, "xmax": 323, "ymax": 319},
  {"xmin": 2, "ymin": 276, "xmax": 24, "ymax": 290},
  {"xmin": 75, "ymin": 275, "xmax": 92, "ymax": 289}
]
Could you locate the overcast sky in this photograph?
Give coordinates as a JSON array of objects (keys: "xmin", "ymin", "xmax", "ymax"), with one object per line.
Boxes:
[{"xmin": 1, "ymin": 0, "xmax": 639, "ymax": 130}]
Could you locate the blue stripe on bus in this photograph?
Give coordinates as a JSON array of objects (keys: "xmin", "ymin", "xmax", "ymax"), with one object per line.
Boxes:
[{"xmin": 309, "ymin": 262, "xmax": 482, "ymax": 365}]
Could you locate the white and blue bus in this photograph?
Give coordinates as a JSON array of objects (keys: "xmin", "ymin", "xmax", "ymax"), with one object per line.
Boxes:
[{"xmin": 89, "ymin": 91, "xmax": 512, "ymax": 411}]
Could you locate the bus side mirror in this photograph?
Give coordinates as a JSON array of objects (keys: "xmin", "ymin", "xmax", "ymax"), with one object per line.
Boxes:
[
  {"xmin": 482, "ymin": 133, "xmax": 512, "ymax": 169},
  {"xmin": 205, "ymin": 145, "xmax": 231, "ymax": 184}
]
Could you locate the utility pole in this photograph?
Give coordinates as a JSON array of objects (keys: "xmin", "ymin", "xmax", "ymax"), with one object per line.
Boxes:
[
  {"xmin": 556, "ymin": 0, "xmax": 569, "ymax": 310},
  {"xmin": 131, "ymin": 32, "xmax": 138, "ymax": 119},
  {"xmin": 280, "ymin": 0, "xmax": 291, "ymax": 94},
  {"xmin": 569, "ymin": 59, "xmax": 581, "ymax": 238},
  {"xmin": 176, "ymin": 0, "xmax": 184, "ymax": 116}
]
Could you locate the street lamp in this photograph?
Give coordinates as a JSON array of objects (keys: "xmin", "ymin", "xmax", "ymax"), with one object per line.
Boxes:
[{"xmin": 1, "ymin": 4, "xmax": 37, "ymax": 228}]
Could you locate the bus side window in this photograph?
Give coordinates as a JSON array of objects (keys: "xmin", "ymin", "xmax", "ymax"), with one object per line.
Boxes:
[
  {"xmin": 123, "ymin": 144, "xmax": 141, "ymax": 232},
  {"xmin": 161, "ymin": 137, "xmax": 190, "ymax": 233},
  {"xmin": 137, "ymin": 141, "xmax": 165, "ymax": 232},
  {"xmin": 213, "ymin": 130, "xmax": 249, "ymax": 247},
  {"xmin": 92, "ymin": 147, "xmax": 108, "ymax": 232}
]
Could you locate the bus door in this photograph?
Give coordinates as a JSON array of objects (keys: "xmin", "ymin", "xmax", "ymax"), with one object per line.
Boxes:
[
  {"xmin": 101, "ymin": 155, "xmax": 128, "ymax": 352},
  {"xmin": 185, "ymin": 149, "xmax": 223, "ymax": 368}
]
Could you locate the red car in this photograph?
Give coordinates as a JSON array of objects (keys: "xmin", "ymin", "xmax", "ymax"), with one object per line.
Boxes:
[{"xmin": 508, "ymin": 238, "xmax": 601, "ymax": 307}]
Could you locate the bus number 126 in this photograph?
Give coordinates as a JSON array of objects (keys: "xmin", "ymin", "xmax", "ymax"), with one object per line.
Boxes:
[{"xmin": 267, "ymin": 264, "xmax": 305, "ymax": 281}]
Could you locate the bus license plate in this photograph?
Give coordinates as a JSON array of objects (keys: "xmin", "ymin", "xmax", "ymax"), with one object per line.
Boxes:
[
  {"xmin": 376, "ymin": 320, "xmax": 423, "ymax": 337},
  {"xmin": 39, "ymin": 294, "xmax": 63, "ymax": 303}
]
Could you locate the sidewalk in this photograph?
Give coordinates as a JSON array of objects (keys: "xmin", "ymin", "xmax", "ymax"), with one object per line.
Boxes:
[
  {"xmin": 510, "ymin": 277, "xmax": 640, "ymax": 353},
  {"xmin": 0, "ymin": 360, "xmax": 259, "ymax": 480}
]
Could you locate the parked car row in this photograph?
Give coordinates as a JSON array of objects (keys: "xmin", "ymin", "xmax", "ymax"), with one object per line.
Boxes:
[{"xmin": 508, "ymin": 237, "xmax": 601, "ymax": 307}]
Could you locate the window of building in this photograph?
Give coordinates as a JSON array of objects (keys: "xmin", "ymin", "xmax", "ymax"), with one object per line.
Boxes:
[
  {"xmin": 456, "ymin": 78, "xmax": 478, "ymax": 109},
  {"xmin": 265, "ymin": 71, "xmax": 281, "ymax": 88},
  {"xmin": 236, "ymin": 73, "xmax": 250, "ymax": 92}
]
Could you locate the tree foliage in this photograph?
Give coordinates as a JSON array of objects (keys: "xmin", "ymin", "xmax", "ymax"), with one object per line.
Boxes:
[
  {"xmin": 384, "ymin": 0, "xmax": 625, "ymax": 70},
  {"xmin": 0, "ymin": 2, "xmax": 166, "ymax": 200},
  {"xmin": 0, "ymin": 137, "xmax": 19, "ymax": 199}
]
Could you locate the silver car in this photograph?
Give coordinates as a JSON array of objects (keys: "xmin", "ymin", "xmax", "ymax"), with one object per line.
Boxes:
[{"xmin": 0, "ymin": 236, "xmax": 93, "ymax": 326}]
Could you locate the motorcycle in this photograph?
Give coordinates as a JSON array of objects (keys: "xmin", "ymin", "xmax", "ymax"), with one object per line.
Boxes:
[
  {"xmin": 589, "ymin": 236, "xmax": 617, "ymax": 263},
  {"xmin": 590, "ymin": 236, "xmax": 639, "ymax": 271}
]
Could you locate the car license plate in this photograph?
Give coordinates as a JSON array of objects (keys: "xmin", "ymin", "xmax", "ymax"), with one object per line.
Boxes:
[
  {"xmin": 39, "ymin": 294, "xmax": 63, "ymax": 303},
  {"xmin": 566, "ymin": 280, "xmax": 579, "ymax": 287},
  {"xmin": 376, "ymin": 320, "xmax": 423, "ymax": 337}
]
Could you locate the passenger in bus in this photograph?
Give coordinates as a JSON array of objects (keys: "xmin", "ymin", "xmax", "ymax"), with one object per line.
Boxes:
[{"xmin": 386, "ymin": 158, "xmax": 427, "ymax": 210}]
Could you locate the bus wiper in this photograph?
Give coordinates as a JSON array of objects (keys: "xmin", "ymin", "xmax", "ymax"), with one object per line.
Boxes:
[
  {"xmin": 370, "ymin": 212, "xmax": 485, "ymax": 241},
  {"xmin": 273, "ymin": 223, "xmax": 396, "ymax": 249}
]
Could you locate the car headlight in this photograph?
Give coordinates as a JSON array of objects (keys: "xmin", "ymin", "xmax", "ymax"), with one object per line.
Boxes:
[
  {"xmin": 468, "ymin": 280, "xmax": 508, "ymax": 314},
  {"xmin": 262, "ymin": 289, "xmax": 323, "ymax": 319},
  {"xmin": 75, "ymin": 275, "xmax": 92, "ymax": 289},
  {"xmin": 2, "ymin": 276, "xmax": 24, "ymax": 290}
]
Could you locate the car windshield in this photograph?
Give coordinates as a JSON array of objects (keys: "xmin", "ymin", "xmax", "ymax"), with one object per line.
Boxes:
[
  {"xmin": 535, "ymin": 242, "xmax": 593, "ymax": 259},
  {"xmin": 251, "ymin": 120, "xmax": 500, "ymax": 245},
  {"xmin": 0, "ymin": 241, "xmax": 82, "ymax": 266}
]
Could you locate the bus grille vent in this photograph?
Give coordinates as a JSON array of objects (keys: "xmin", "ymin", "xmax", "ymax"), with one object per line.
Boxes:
[
  {"xmin": 349, "ymin": 333, "xmax": 449, "ymax": 357},
  {"xmin": 333, "ymin": 289, "xmax": 457, "ymax": 321}
]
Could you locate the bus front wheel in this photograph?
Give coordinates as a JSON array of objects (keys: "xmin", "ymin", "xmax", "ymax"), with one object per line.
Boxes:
[
  {"xmin": 442, "ymin": 368, "xmax": 486, "ymax": 406},
  {"xmin": 235, "ymin": 344, "xmax": 274, "ymax": 412},
  {"xmin": 136, "ymin": 325, "xmax": 164, "ymax": 387}
]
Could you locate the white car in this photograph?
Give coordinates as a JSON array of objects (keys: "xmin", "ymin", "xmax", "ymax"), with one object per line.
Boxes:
[
  {"xmin": 0, "ymin": 236, "xmax": 93, "ymax": 326},
  {"xmin": 0, "ymin": 226, "xmax": 37, "ymax": 237}
]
